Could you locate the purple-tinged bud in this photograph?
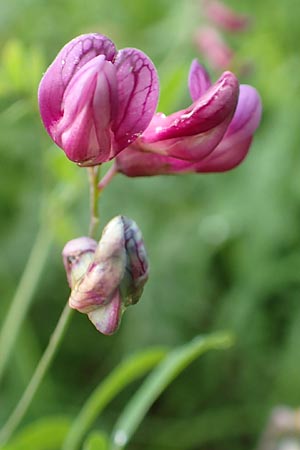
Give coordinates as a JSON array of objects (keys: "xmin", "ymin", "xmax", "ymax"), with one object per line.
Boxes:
[
  {"xmin": 63, "ymin": 216, "xmax": 149, "ymax": 335},
  {"xmin": 38, "ymin": 33, "xmax": 159, "ymax": 166},
  {"xmin": 62, "ymin": 237, "xmax": 97, "ymax": 288}
]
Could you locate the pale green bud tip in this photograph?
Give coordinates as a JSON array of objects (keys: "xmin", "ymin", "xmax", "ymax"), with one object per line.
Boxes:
[{"xmin": 62, "ymin": 237, "xmax": 97, "ymax": 288}]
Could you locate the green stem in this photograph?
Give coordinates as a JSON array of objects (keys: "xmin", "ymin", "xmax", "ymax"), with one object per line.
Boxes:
[
  {"xmin": 0, "ymin": 224, "xmax": 52, "ymax": 384},
  {"xmin": 97, "ymin": 164, "xmax": 117, "ymax": 191},
  {"xmin": 87, "ymin": 166, "xmax": 100, "ymax": 239},
  {"xmin": 0, "ymin": 302, "xmax": 73, "ymax": 447},
  {"xmin": 0, "ymin": 164, "xmax": 102, "ymax": 445}
]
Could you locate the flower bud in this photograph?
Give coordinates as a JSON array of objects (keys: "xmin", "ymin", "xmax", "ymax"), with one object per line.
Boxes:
[
  {"xmin": 63, "ymin": 216, "xmax": 149, "ymax": 335},
  {"xmin": 62, "ymin": 237, "xmax": 97, "ymax": 288}
]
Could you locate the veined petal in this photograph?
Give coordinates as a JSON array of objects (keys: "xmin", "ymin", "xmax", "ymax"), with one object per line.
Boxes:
[
  {"xmin": 141, "ymin": 71, "xmax": 239, "ymax": 143},
  {"xmin": 112, "ymin": 48, "xmax": 159, "ymax": 151},
  {"xmin": 193, "ymin": 85, "xmax": 262, "ymax": 172},
  {"xmin": 121, "ymin": 216, "xmax": 149, "ymax": 305},
  {"xmin": 53, "ymin": 56, "xmax": 118, "ymax": 165},
  {"xmin": 188, "ymin": 59, "xmax": 212, "ymax": 101},
  {"xmin": 38, "ymin": 33, "xmax": 116, "ymax": 134}
]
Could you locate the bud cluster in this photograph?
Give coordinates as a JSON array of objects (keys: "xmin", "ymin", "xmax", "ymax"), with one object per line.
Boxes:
[{"xmin": 62, "ymin": 216, "xmax": 149, "ymax": 335}]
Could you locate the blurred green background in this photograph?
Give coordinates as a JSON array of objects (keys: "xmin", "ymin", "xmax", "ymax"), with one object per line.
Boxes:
[{"xmin": 1, "ymin": 0, "xmax": 300, "ymax": 448}]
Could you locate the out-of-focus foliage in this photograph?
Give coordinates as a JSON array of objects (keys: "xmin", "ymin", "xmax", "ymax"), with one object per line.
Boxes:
[{"xmin": 0, "ymin": 0, "xmax": 300, "ymax": 449}]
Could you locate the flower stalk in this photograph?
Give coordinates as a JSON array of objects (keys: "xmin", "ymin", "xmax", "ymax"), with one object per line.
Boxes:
[
  {"xmin": 0, "ymin": 223, "xmax": 52, "ymax": 385},
  {"xmin": 0, "ymin": 303, "xmax": 73, "ymax": 447},
  {"xmin": 0, "ymin": 165, "xmax": 103, "ymax": 446},
  {"xmin": 88, "ymin": 166, "xmax": 100, "ymax": 239}
]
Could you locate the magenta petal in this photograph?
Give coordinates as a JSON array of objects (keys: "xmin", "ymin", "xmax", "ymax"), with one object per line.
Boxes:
[
  {"xmin": 38, "ymin": 33, "xmax": 116, "ymax": 135},
  {"xmin": 142, "ymin": 71, "xmax": 238, "ymax": 142},
  {"xmin": 112, "ymin": 48, "xmax": 159, "ymax": 152},
  {"xmin": 193, "ymin": 136, "xmax": 253, "ymax": 172},
  {"xmin": 116, "ymin": 145, "xmax": 191, "ymax": 177},
  {"xmin": 138, "ymin": 71, "xmax": 239, "ymax": 161},
  {"xmin": 188, "ymin": 59, "xmax": 212, "ymax": 101},
  {"xmin": 224, "ymin": 84, "xmax": 262, "ymax": 138},
  {"xmin": 53, "ymin": 56, "xmax": 118, "ymax": 165},
  {"xmin": 193, "ymin": 85, "xmax": 262, "ymax": 172}
]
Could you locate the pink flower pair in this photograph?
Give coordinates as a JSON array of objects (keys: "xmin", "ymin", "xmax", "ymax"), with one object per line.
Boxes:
[{"xmin": 38, "ymin": 33, "xmax": 261, "ymax": 176}]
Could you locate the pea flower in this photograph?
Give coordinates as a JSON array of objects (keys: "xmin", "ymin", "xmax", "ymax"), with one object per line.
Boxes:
[
  {"xmin": 38, "ymin": 33, "xmax": 159, "ymax": 166},
  {"xmin": 115, "ymin": 60, "xmax": 262, "ymax": 176},
  {"xmin": 194, "ymin": 26, "xmax": 234, "ymax": 71},
  {"xmin": 202, "ymin": 0, "xmax": 251, "ymax": 33},
  {"xmin": 62, "ymin": 216, "xmax": 148, "ymax": 335}
]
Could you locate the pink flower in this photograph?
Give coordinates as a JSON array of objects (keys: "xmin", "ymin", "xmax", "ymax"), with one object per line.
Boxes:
[
  {"xmin": 38, "ymin": 34, "xmax": 159, "ymax": 166},
  {"xmin": 115, "ymin": 60, "xmax": 262, "ymax": 176},
  {"xmin": 194, "ymin": 26, "xmax": 234, "ymax": 71},
  {"xmin": 202, "ymin": 0, "xmax": 251, "ymax": 33}
]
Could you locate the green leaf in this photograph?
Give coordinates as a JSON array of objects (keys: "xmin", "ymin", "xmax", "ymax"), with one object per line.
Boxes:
[
  {"xmin": 1, "ymin": 416, "xmax": 71, "ymax": 450},
  {"xmin": 83, "ymin": 431, "xmax": 109, "ymax": 450},
  {"xmin": 62, "ymin": 347, "xmax": 167, "ymax": 450},
  {"xmin": 110, "ymin": 332, "xmax": 234, "ymax": 450}
]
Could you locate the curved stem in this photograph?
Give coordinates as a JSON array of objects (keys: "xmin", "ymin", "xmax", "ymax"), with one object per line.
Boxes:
[
  {"xmin": 0, "ymin": 302, "xmax": 73, "ymax": 447},
  {"xmin": 87, "ymin": 166, "xmax": 100, "ymax": 239},
  {"xmin": 0, "ymin": 224, "xmax": 52, "ymax": 384},
  {"xmin": 0, "ymin": 164, "xmax": 103, "ymax": 446},
  {"xmin": 97, "ymin": 164, "xmax": 117, "ymax": 192}
]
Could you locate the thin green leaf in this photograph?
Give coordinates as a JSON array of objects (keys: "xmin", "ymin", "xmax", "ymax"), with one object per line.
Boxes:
[
  {"xmin": 111, "ymin": 332, "xmax": 234, "ymax": 450},
  {"xmin": 83, "ymin": 431, "xmax": 109, "ymax": 450},
  {"xmin": 0, "ymin": 416, "xmax": 71, "ymax": 450},
  {"xmin": 62, "ymin": 347, "xmax": 167, "ymax": 450}
]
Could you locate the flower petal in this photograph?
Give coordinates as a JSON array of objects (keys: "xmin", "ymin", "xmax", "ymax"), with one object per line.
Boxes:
[
  {"xmin": 53, "ymin": 55, "xmax": 118, "ymax": 165},
  {"xmin": 139, "ymin": 71, "xmax": 239, "ymax": 161},
  {"xmin": 192, "ymin": 85, "xmax": 262, "ymax": 172},
  {"xmin": 62, "ymin": 237, "xmax": 97, "ymax": 288},
  {"xmin": 116, "ymin": 145, "xmax": 191, "ymax": 176},
  {"xmin": 193, "ymin": 136, "xmax": 253, "ymax": 172},
  {"xmin": 142, "ymin": 71, "xmax": 238, "ymax": 142},
  {"xmin": 112, "ymin": 48, "xmax": 159, "ymax": 151},
  {"xmin": 38, "ymin": 33, "xmax": 116, "ymax": 136},
  {"xmin": 224, "ymin": 84, "xmax": 262, "ymax": 138},
  {"xmin": 188, "ymin": 59, "xmax": 212, "ymax": 101},
  {"xmin": 69, "ymin": 216, "xmax": 126, "ymax": 313},
  {"xmin": 121, "ymin": 216, "xmax": 149, "ymax": 305},
  {"xmin": 88, "ymin": 289, "xmax": 122, "ymax": 335}
]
